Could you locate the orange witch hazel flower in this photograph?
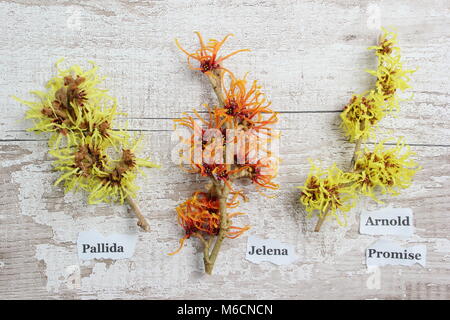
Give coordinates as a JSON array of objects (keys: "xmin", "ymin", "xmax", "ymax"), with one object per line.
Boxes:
[
  {"xmin": 249, "ymin": 158, "xmax": 279, "ymax": 190},
  {"xmin": 175, "ymin": 32, "xmax": 250, "ymax": 75},
  {"xmin": 169, "ymin": 192, "xmax": 249, "ymax": 255},
  {"xmin": 173, "ymin": 33, "xmax": 279, "ymax": 274},
  {"xmin": 219, "ymin": 77, "xmax": 278, "ymax": 133}
]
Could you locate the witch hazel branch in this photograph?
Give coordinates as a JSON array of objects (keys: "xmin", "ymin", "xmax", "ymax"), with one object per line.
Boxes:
[
  {"xmin": 299, "ymin": 28, "xmax": 420, "ymax": 232},
  {"xmin": 171, "ymin": 33, "xmax": 280, "ymax": 274},
  {"xmin": 15, "ymin": 60, "xmax": 159, "ymax": 231}
]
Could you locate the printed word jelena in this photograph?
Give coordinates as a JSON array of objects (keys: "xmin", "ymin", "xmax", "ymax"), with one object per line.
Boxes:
[{"xmin": 248, "ymin": 245, "xmax": 288, "ymax": 256}]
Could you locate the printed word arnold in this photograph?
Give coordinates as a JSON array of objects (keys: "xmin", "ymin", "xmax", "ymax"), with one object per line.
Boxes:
[{"xmin": 365, "ymin": 216, "xmax": 411, "ymax": 226}]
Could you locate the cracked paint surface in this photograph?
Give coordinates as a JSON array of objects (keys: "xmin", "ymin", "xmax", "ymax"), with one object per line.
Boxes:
[{"xmin": 1, "ymin": 0, "xmax": 449, "ymax": 299}]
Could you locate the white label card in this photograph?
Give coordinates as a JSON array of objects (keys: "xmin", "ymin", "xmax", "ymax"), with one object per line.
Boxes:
[
  {"xmin": 246, "ymin": 236, "xmax": 298, "ymax": 265},
  {"xmin": 77, "ymin": 230, "xmax": 138, "ymax": 260},
  {"xmin": 360, "ymin": 207, "xmax": 414, "ymax": 236},
  {"xmin": 366, "ymin": 240, "xmax": 426, "ymax": 267}
]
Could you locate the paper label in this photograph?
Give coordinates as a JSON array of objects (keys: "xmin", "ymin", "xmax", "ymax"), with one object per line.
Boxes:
[
  {"xmin": 77, "ymin": 230, "xmax": 138, "ymax": 260},
  {"xmin": 360, "ymin": 207, "xmax": 414, "ymax": 236},
  {"xmin": 366, "ymin": 240, "xmax": 426, "ymax": 267},
  {"xmin": 246, "ymin": 236, "xmax": 298, "ymax": 265}
]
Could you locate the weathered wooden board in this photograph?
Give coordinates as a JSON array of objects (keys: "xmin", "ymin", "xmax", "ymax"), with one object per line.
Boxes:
[{"xmin": 0, "ymin": 0, "xmax": 449, "ymax": 299}]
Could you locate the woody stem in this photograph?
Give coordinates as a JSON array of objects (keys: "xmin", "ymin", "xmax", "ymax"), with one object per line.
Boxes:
[
  {"xmin": 350, "ymin": 137, "xmax": 363, "ymax": 170},
  {"xmin": 206, "ymin": 70, "xmax": 233, "ymax": 172},
  {"xmin": 314, "ymin": 203, "xmax": 330, "ymax": 232},
  {"xmin": 206, "ymin": 70, "xmax": 226, "ymax": 107},
  {"xmin": 314, "ymin": 122, "xmax": 365, "ymax": 232},
  {"xmin": 204, "ymin": 183, "xmax": 230, "ymax": 275},
  {"xmin": 203, "ymin": 70, "xmax": 232, "ymax": 274},
  {"xmin": 126, "ymin": 197, "xmax": 150, "ymax": 232},
  {"xmin": 350, "ymin": 121, "xmax": 365, "ymax": 172}
]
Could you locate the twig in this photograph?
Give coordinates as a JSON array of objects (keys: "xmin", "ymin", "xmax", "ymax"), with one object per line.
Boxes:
[
  {"xmin": 350, "ymin": 136, "xmax": 363, "ymax": 170},
  {"xmin": 349, "ymin": 121, "xmax": 365, "ymax": 172},
  {"xmin": 207, "ymin": 69, "xmax": 232, "ymax": 172},
  {"xmin": 206, "ymin": 70, "xmax": 226, "ymax": 108},
  {"xmin": 202, "ymin": 236, "xmax": 212, "ymax": 266},
  {"xmin": 204, "ymin": 184, "xmax": 229, "ymax": 275},
  {"xmin": 314, "ymin": 203, "xmax": 330, "ymax": 232},
  {"xmin": 202, "ymin": 69, "xmax": 233, "ymax": 274},
  {"xmin": 314, "ymin": 122, "xmax": 365, "ymax": 232},
  {"xmin": 126, "ymin": 197, "xmax": 150, "ymax": 232}
]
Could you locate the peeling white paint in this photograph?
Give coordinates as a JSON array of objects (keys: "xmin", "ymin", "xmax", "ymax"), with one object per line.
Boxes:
[{"xmin": 1, "ymin": 0, "xmax": 449, "ymax": 299}]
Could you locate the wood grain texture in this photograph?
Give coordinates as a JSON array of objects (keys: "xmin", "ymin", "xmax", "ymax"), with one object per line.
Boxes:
[{"xmin": 1, "ymin": 0, "xmax": 449, "ymax": 299}]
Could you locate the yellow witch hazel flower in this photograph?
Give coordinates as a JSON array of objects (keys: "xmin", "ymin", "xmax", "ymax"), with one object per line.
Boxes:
[
  {"xmin": 15, "ymin": 60, "xmax": 159, "ymax": 231},
  {"xmin": 15, "ymin": 59, "xmax": 128, "ymax": 149},
  {"xmin": 87, "ymin": 137, "xmax": 158, "ymax": 205},
  {"xmin": 299, "ymin": 162, "xmax": 357, "ymax": 226},
  {"xmin": 300, "ymin": 28, "xmax": 419, "ymax": 232},
  {"xmin": 367, "ymin": 28, "xmax": 415, "ymax": 108},
  {"xmin": 340, "ymin": 90, "xmax": 387, "ymax": 142},
  {"xmin": 340, "ymin": 28, "xmax": 415, "ymax": 142},
  {"xmin": 51, "ymin": 135, "xmax": 108, "ymax": 194},
  {"xmin": 353, "ymin": 140, "xmax": 420, "ymax": 200}
]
